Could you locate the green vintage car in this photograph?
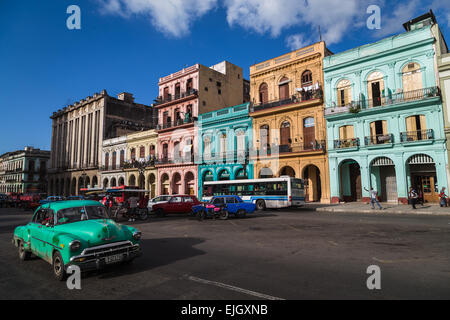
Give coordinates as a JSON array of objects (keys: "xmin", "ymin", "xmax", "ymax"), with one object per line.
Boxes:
[{"xmin": 12, "ymin": 200, "xmax": 142, "ymax": 281}]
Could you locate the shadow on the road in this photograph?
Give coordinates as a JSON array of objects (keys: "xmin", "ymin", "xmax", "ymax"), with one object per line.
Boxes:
[{"xmin": 85, "ymin": 237, "xmax": 206, "ymax": 280}]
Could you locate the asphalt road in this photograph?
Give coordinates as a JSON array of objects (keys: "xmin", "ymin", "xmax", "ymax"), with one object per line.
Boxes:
[{"xmin": 1, "ymin": 207, "xmax": 450, "ymax": 300}]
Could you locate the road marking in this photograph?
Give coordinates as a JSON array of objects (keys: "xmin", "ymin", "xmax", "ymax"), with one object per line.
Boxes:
[
  {"xmin": 185, "ymin": 275, "xmax": 285, "ymax": 300},
  {"xmin": 372, "ymin": 257, "xmax": 429, "ymax": 264},
  {"xmin": 328, "ymin": 241, "xmax": 339, "ymax": 246}
]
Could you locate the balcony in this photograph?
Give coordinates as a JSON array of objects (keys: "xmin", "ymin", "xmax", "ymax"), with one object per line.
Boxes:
[
  {"xmin": 364, "ymin": 134, "xmax": 394, "ymax": 146},
  {"xmin": 400, "ymin": 129, "xmax": 434, "ymax": 143},
  {"xmin": 201, "ymin": 151, "xmax": 250, "ymax": 164},
  {"xmin": 123, "ymin": 158, "xmax": 157, "ymax": 169},
  {"xmin": 153, "ymin": 89, "xmax": 198, "ymax": 107},
  {"xmin": 156, "ymin": 154, "xmax": 195, "ymax": 165},
  {"xmin": 251, "ymin": 87, "xmax": 323, "ymax": 113},
  {"xmin": 156, "ymin": 117, "xmax": 196, "ymax": 131},
  {"xmin": 253, "ymin": 140, "xmax": 326, "ymax": 156},
  {"xmin": 333, "ymin": 138, "xmax": 360, "ymax": 149},
  {"xmin": 325, "ymin": 87, "xmax": 441, "ymax": 116}
]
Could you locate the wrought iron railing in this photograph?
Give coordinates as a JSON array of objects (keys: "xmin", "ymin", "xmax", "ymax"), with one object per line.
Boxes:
[
  {"xmin": 252, "ymin": 140, "xmax": 326, "ymax": 156},
  {"xmin": 333, "ymin": 138, "xmax": 360, "ymax": 149},
  {"xmin": 365, "ymin": 134, "xmax": 394, "ymax": 146},
  {"xmin": 153, "ymin": 89, "xmax": 198, "ymax": 106},
  {"xmin": 400, "ymin": 129, "xmax": 434, "ymax": 142},
  {"xmin": 326, "ymin": 87, "xmax": 440, "ymax": 115},
  {"xmin": 251, "ymin": 87, "xmax": 323, "ymax": 113},
  {"xmin": 156, "ymin": 117, "xmax": 196, "ymax": 130}
]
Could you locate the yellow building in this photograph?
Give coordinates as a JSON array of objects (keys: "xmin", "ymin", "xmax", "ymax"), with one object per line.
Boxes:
[
  {"xmin": 125, "ymin": 130, "xmax": 158, "ymax": 198},
  {"xmin": 249, "ymin": 42, "xmax": 331, "ymax": 203}
]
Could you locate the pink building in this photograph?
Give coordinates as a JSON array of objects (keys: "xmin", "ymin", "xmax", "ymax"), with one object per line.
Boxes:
[{"xmin": 155, "ymin": 61, "xmax": 249, "ymax": 196}]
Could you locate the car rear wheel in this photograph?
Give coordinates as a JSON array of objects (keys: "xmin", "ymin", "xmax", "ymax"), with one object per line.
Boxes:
[
  {"xmin": 18, "ymin": 240, "xmax": 31, "ymax": 261},
  {"xmin": 138, "ymin": 208, "xmax": 149, "ymax": 220},
  {"xmin": 52, "ymin": 251, "xmax": 67, "ymax": 281},
  {"xmin": 256, "ymin": 200, "xmax": 266, "ymax": 211},
  {"xmin": 219, "ymin": 210, "xmax": 229, "ymax": 220}
]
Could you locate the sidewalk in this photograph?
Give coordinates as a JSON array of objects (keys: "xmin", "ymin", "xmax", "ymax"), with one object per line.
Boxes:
[{"xmin": 302, "ymin": 202, "xmax": 450, "ymax": 216}]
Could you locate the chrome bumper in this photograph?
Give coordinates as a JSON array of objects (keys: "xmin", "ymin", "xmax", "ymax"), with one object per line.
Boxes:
[{"xmin": 67, "ymin": 241, "xmax": 142, "ymax": 271}]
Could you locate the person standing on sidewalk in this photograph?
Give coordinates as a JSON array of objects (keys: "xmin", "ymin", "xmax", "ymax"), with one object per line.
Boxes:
[
  {"xmin": 439, "ymin": 187, "xmax": 448, "ymax": 207},
  {"xmin": 409, "ymin": 187, "xmax": 418, "ymax": 210},
  {"xmin": 364, "ymin": 187, "xmax": 382, "ymax": 210}
]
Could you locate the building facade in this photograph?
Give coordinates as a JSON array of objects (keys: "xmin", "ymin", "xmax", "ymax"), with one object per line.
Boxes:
[
  {"xmin": 324, "ymin": 12, "xmax": 448, "ymax": 204},
  {"xmin": 197, "ymin": 103, "xmax": 254, "ymax": 199},
  {"xmin": 249, "ymin": 42, "xmax": 331, "ymax": 203},
  {"xmin": 100, "ymin": 135, "xmax": 128, "ymax": 189},
  {"xmin": 155, "ymin": 61, "xmax": 249, "ymax": 196},
  {"xmin": 49, "ymin": 90, "xmax": 156, "ymax": 196},
  {"xmin": 0, "ymin": 147, "xmax": 50, "ymax": 194},
  {"xmin": 124, "ymin": 130, "xmax": 158, "ymax": 198}
]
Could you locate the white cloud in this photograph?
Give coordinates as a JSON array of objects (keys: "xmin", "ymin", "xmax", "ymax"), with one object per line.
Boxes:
[
  {"xmin": 286, "ymin": 34, "xmax": 311, "ymax": 51},
  {"xmin": 224, "ymin": 0, "xmax": 361, "ymax": 45},
  {"xmin": 97, "ymin": 0, "xmax": 217, "ymax": 37}
]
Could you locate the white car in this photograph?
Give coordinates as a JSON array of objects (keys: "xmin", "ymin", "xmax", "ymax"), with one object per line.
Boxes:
[{"xmin": 147, "ymin": 196, "xmax": 172, "ymax": 212}]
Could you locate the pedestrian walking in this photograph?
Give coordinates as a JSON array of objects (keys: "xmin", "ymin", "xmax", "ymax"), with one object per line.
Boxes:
[
  {"xmin": 409, "ymin": 187, "xmax": 418, "ymax": 209},
  {"xmin": 439, "ymin": 187, "xmax": 448, "ymax": 207},
  {"xmin": 364, "ymin": 187, "xmax": 383, "ymax": 210}
]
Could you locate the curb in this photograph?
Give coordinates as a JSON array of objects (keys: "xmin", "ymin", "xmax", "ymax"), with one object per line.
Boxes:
[{"xmin": 313, "ymin": 207, "xmax": 450, "ymax": 216}]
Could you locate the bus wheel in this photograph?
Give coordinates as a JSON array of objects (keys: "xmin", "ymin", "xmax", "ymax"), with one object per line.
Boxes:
[{"xmin": 256, "ymin": 200, "xmax": 266, "ymax": 211}]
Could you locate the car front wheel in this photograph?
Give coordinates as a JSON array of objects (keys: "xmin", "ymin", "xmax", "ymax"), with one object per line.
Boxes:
[{"xmin": 52, "ymin": 251, "xmax": 67, "ymax": 281}]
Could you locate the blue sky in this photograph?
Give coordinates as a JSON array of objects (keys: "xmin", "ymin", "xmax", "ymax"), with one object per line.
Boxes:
[{"xmin": 0, "ymin": 0, "xmax": 449, "ymax": 155}]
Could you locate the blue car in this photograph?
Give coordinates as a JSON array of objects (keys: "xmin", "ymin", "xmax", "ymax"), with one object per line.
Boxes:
[{"xmin": 192, "ymin": 195, "xmax": 256, "ymax": 218}]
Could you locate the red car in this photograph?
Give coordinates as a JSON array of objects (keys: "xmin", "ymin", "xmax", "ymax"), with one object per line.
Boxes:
[{"xmin": 152, "ymin": 195, "xmax": 201, "ymax": 216}]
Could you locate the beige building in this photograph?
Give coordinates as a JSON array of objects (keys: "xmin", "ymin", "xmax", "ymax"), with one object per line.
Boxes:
[
  {"xmin": 250, "ymin": 42, "xmax": 332, "ymax": 203},
  {"xmin": 49, "ymin": 90, "xmax": 156, "ymax": 196},
  {"xmin": 124, "ymin": 130, "xmax": 158, "ymax": 198}
]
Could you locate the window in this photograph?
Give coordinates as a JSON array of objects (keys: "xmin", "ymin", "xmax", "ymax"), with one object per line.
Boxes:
[
  {"xmin": 105, "ymin": 153, "xmax": 109, "ymax": 168},
  {"xmin": 213, "ymin": 197, "xmax": 225, "ymax": 205},
  {"xmin": 217, "ymin": 81, "xmax": 222, "ymax": 87},
  {"xmin": 336, "ymin": 79, "xmax": 352, "ymax": 107},
  {"xmin": 130, "ymin": 148, "xmax": 136, "ymax": 160},
  {"xmin": 120, "ymin": 150, "xmax": 125, "ymax": 166},
  {"xmin": 367, "ymin": 72, "xmax": 384, "ymax": 107},
  {"xmin": 259, "ymin": 83, "xmax": 268, "ymax": 104},
  {"xmin": 236, "ymin": 129, "xmax": 246, "ymax": 152},
  {"xmin": 260, "ymin": 125, "xmax": 270, "ymax": 147},
  {"xmin": 163, "ymin": 87, "xmax": 169, "ymax": 100},
  {"xmin": 369, "ymin": 120, "xmax": 388, "ymax": 144},
  {"xmin": 139, "ymin": 146, "xmax": 145, "ymax": 159},
  {"xmin": 226, "ymin": 197, "xmax": 237, "ymax": 204},
  {"xmin": 280, "ymin": 121, "xmax": 291, "ymax": 145},
  {"xmin": 205, "ymin": 87, "xmax": 208, "ymax": 91},
  {"xmin": 218, "ymin": 89, "xmax": 222, "ymax": 95},
  {"xmin": 219, "ymin": 132, "xmax": 227, "ymax": 155},
  {"xmin": 402, "ymin": 63, "xmax": 422, "ymax": 92},
  {"xmin": 170, "ymin": 196, "xmax": 183, "ymax": 203},
  {"xmin": 112, "ymin": 152, "xmax": 117, "ymax": 170},
  {"xmin": 187, "ymin": 78, "xmax": 193, "ymax": 91},
  {"xmin": 184, "ymin": 197, "xmax": 194, "ymax": 203},
  {"xmin": 302, "ymin": 70, "xmax": 313, "ymax": 86},
  {"xmin": 204, "ymin": 136, "xmax": 212, "ymax": 158},
  {"xmin": 279, "ymin": 77, "xmax": 290, "ymax": 100},
  {"xmin": 339, "ymin": 125, "xmax": 354, "ymax": 140}
]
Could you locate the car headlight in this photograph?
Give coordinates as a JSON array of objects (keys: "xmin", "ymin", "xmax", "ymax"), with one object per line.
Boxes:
[
  {"xmin": 69, "ymin": 240, "xmax": 81, "ymax": 252},
  {"xmin": 133, "ymin": 231, "xmax": 142, "ymax": 240}
]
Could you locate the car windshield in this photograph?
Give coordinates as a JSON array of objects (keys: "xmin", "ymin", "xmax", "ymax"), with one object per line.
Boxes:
[{"xmin": 56, "ymin": 206, "xmax": 109, "ymax": 225}]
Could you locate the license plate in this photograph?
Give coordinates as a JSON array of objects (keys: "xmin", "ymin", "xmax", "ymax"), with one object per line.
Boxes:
[{"xmin": 105, "ymin": 254, "xmax": 123, "ymax": 264}]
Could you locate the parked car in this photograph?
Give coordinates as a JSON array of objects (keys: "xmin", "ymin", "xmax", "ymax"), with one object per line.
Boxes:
[
  {"xmin": 147, "ymin": 195, "xmax": 172, "ymax": 212},
  {"xmin": 39, "ymin": 196, "xmax": 65, "ymax": 205},
  {"xmin": 0, "ymin": 194, "xmax": 8, "ymax": 208},
  {"xmin": 19, "ymin": 194, "xmax": 42, "ymax": 211},
  {"xmin": 152, "ymin": 195, "xmax": 202, "ymax": 216},
  {"xmin": 192, "ymin": 195, "xmax": 256, "ymax": 218},
  {"xmin": 66, "ymin": 196, "xmax": 84, "ymax": 201},
  {"xmin": 12, "ymin": 200, "xmax": 142, "ymax": 281}
]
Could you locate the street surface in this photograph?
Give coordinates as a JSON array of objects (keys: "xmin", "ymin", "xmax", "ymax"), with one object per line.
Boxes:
[{"xmin": 0, "ymin": 207, "xmax": 449, "ymax": 299}]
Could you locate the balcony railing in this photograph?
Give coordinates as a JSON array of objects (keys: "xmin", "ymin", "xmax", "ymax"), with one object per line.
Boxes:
[
  {"xmin": 156, "ymin": 154, "xmax": 195, "ymax": 165},
  {"xmin": 251, "ymin": 87, "xmax": 323, "ymax": 113},
  {"xmin": 364, "ymin": 134, "xmax": 394, "ymax": 146},
  {"xmin": 253, "ymin": 140, "xmax": 326, "ymax": 156},
  {"xmin": 326, "ymin": 87, "xmax": 440, "ymax": 115},
  {"xmin": 154, "ymin": 89, "xmax": 198, "ymax": 106},
  {"xmin": 123, "ymin": 158, "xmax": 157, "ymax": 169},
  {"xmin": 333, "ymin": 138, "xmax": 360, "ymax": 149},
  {"xmin": 400, "ymin": 129, "xmax": 434, "ymax": 142},
  {"xmin": 156, "ymin": 117, "xmax": 196, "ymax": 131}
]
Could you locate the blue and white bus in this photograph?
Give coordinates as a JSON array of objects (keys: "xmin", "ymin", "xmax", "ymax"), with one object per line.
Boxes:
[{"xmin": 201, "ymin": 176, "xmax": 306, "ymax": 210}]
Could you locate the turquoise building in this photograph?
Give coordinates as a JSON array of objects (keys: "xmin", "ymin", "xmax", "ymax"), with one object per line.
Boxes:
[
  {"xmin": 197, "ymin": 103, "xmax": 254, "ymax": 199},
  {"xmin": 324, "ymin": 12, "xmax": 448, "ymax": 204}
]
